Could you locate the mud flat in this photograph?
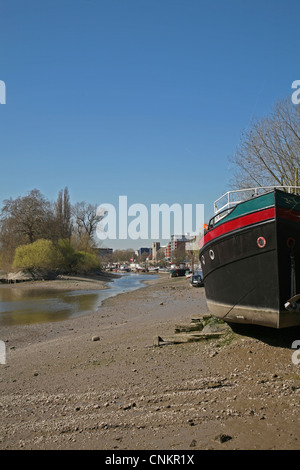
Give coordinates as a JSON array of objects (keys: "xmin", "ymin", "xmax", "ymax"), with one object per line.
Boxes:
[{"xmin": 1, "ymin": 275, "xmax": 300, "ymax": 450}]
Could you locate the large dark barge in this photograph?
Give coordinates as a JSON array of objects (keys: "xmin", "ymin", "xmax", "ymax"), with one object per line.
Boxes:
[{"xmin": 199, "ymin": 187, "xmax": 300, "ymax": 328}]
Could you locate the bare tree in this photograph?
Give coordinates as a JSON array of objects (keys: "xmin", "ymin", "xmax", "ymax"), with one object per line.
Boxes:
[
  {"xmin": 230, "ymin": 97, "xmax": 300, "ymax": 191},
  {"xmin": 0, "ymin": 189, "xmax": 54, "ymax": 267},
  {"xmin": 0, "ymin": 189, "xmax": 53, "ymax": 244},
  {"xmin": 112, "ymin": 249, "xmax": 135, "ymax": 263},
  {"xmin": 72, "ymin": 202, "xmax": 100, "ymax": 249}
]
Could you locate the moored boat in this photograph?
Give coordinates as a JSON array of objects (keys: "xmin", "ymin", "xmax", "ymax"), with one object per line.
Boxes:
[{"xmin": 199, "ymin": 187, "xmax": 300, "ymax": 328}]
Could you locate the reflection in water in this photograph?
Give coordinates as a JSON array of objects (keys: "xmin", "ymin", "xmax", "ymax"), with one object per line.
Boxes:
[{"xmin": 0, "ymin": 273, "xmax": 156, "ymax": 326}]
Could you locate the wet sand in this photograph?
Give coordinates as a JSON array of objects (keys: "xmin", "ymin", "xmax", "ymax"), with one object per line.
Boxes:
[{"xmin": 0, "ymin": 274, "xmax": 300, "ymax": 450}]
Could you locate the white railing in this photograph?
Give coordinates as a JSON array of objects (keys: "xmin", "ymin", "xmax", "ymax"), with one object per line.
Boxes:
[{"xmin": 214, "ymin": 186, "xmax": 300, "ymax": 216}]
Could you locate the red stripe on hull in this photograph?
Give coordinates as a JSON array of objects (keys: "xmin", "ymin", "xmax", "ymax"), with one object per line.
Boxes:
[{"xmin": 199, "ymin": 207, "xmax": 275, "ymax": 249}]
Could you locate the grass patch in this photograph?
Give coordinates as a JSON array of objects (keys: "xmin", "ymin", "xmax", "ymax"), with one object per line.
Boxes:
[
  {"xmin": 216, "ymin": 329, "xmax": 236, "ymax": 348},
  {"xmin": 202, "ymin": 315, "xmax": 225, "ymax": 327}
]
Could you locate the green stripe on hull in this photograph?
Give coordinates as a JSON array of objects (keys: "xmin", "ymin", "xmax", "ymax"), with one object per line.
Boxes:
[{"xmin": 215, "ymin": 192, "xmax": 275, "ymax": 226}]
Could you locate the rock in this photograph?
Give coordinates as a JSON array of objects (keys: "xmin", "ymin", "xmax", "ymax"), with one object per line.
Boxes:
[
  {"xmin": 215, "ymin": 433, "xmax": 232, "ymax": 443},
  {"xmin": 92, "ymin": 336, "xmax": 100, "ymax": 342},
  {"xmin": 123, "ymin": 402, "xmax": 136, "ymax": 410},
  {"xmin": 189, "ymin": 439, "xmax": 197, "ymax": 447},
  {"xmin": 210, "ymin": 351, "xmax": 218, "ymax": 358},
  {"xmin": 202, "ymin": 323, "xmax": 222, "ymax": 334}
]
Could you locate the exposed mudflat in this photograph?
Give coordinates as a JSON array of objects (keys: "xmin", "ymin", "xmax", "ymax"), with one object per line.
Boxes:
[{"xmin": 1, "ymin": 274, "xmax": 300, "ymax": 450}]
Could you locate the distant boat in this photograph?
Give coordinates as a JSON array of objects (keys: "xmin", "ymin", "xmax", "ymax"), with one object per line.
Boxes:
[
  {"xmin": 199, "ymin": 187, "xmax": 300, "ymax": 328},
  {"xmin": 169, "ymin": 267, "xmax": 186, "ymax": 277}
]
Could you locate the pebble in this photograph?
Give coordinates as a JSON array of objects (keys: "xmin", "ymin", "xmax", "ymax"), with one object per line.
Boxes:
[{"xmin": 215, "ymin": 434, "xmax": 232, "ymax": 443}]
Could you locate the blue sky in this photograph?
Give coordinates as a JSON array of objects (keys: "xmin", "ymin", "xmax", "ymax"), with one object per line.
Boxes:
[{"xmin": 0, "ymin": 0, "xmax": 299, "ymax": 248}]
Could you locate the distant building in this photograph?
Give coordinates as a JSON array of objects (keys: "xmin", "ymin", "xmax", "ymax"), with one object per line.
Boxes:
[
  {"xmin": 165, "ymin": 235, "xmax": 190, "ymax": 260},
  {"xmin": 164, "ymin": 242, "xmax": 171, "ymax": 259},
  {"xmin": 138, "ymin": 247, "xmax": 152, "ymax": 257},
  {"xmin": 97, "ymin": 248, "xmax": 113, "ymax": 257},
  {"xmin": 152, "ymin": 242, "xmax": 161, "ymax": 262},
  {"xmin": 170, "ymin": 234, "xmax": 188, "ymax": 251}
]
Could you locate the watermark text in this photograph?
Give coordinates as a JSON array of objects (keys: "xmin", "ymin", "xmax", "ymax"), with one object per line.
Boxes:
[
  {"xmin": 291, "ymin": 340, "xmax": 300, "ymax": 365},
  {"xmin": 291, "ymin": 80, "xmax": 300, "ymax": 105},
  {"xmin": 0, "ymin": 340, "xmax": 6, "ymax": 364},
  {"xmin": 0, "ymin": 80, "xmax": 6, "ymax": 104},
  {"xmin": 96, "ymin": 196, "xmax": 204, "ymax": 241}
]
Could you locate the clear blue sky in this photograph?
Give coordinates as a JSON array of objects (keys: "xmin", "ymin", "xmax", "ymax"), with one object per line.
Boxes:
[{"xmin": 0, "ymin": 0, "xmax": 299, "ymax": 248}]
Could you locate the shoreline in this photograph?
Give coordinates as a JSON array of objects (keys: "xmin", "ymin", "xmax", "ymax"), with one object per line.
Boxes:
[
  {"xmin": 0, "ymin": 270, "xmax": 160, "ymax": 331},
  {"xmin": 1, "ymin": 275, "xmax": 300, "ymax": 450},
  {"xmin": 0, "ymin": 271, "xmax": 122, "ymax": 292}
]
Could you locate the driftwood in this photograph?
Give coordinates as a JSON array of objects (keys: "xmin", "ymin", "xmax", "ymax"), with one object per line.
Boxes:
[{"xmin": 153, "ymin": 314, "xmax": 228, "ymax": 346}]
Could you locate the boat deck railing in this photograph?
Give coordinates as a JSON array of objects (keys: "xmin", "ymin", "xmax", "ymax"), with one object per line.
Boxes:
[{"xmin": 214, "ymin": 186, "xmax": 300, "ymax": 218}]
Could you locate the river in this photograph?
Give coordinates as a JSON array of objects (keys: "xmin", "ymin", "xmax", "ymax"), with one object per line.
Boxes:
[{"xmin": 0, "ymin": 273, "xmax": 157, "ymax": 327}]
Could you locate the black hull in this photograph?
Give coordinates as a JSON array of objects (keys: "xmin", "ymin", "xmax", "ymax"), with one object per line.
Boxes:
[{"xmin": 200, "ymin": 214, "xmax": 300, "ymax": 328}]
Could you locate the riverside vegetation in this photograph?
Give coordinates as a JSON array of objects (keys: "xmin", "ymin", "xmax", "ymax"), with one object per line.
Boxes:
[{"xmin": 0, "ymin": 187, "xmax": 101, "ymax": 278}]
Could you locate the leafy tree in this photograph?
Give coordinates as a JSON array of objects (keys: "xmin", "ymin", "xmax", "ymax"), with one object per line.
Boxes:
[
  {"xmin": 13, "ymin": 238, "xmax": 99, "ymax": 274},
  {"xmin": 76, "ymin": 251, "xmax": 99, "ymax": 273},
  {"xmin": 55, "ymin": 238, "xmax": 78, "ymax": 272},
  {"xmin": 13, "ymin": 239, "xmax": 59, "ymax": 271}
]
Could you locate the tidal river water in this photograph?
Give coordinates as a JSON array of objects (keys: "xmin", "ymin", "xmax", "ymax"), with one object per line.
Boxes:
[{"xmin": 0, "ymin": 273, "xmax": 157, "ymax": 327}]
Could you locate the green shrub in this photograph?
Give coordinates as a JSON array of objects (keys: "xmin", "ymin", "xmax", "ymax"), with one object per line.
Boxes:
[
  {"xmin": 13, "ymin": 239, "xmax": 59, "ymax": 271},
  {"xmin": 76, "ymin": 251, "xmax": 99, "ymax": 273},
  {"xmin": 13, "ymin": 238, "xmax": 99, "ymax": 274},
  {"xmin": 55, "ymin": 239, "xmax": 77, "ymax": 272}
]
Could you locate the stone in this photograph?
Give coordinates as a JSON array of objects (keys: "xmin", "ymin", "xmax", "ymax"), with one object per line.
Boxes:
[{"xmin": 215, "ymin": 433, "xmax": 232, "ymax": 443}]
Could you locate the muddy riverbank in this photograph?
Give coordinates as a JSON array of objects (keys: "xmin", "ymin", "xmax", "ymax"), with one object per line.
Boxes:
[{"xmin": 0, "ymin": 274, "xmax": 300, "ymax": 450}]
